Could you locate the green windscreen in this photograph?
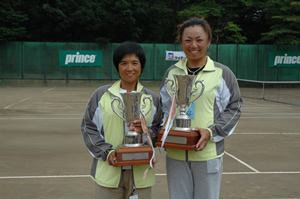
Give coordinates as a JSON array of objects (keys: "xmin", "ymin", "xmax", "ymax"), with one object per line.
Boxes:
[{"xmin": 0, "ymin": 42, "xmax": 299, "ymax": 81}]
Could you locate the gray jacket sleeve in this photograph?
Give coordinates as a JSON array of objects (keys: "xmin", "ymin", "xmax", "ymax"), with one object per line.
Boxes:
[
  {"xmin": 159, "ymin": 65, "xmax": 175, "ymax": 123},
  {"xmin": 81, "ymin": 87, "xmax": 114, "ymax": 161},
  {"xmin": 142, "ymin": 88, "xmax": 163, "ymax": 145},
  {"xmin": 209, "ymin": 63, "xmax": 243, "ymax": 142}
]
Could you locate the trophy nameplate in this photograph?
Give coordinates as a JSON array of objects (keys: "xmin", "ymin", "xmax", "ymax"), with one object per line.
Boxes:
[
  {"xmin": 155, "ymin": 128, "xmax": 200, "ymax": 150},
  {"xmin": 115, "ymin": 145, "xmax": 153, "ymax": 166}
]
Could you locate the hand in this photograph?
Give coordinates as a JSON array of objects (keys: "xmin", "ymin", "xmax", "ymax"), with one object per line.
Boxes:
[
  {"xmin": 193, "ymin": 128, "xmax": 211, "ymax": 151},
  {"xmin": 108, "ymin": 151, "xmax": 117, "ymax": 166},
  {"xmin": 128, "ymin": 119, "xmax": 143, "ymax": 134}
]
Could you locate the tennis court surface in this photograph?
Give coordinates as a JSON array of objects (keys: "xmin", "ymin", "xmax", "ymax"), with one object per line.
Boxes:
[{"xmin": 0, "ymin": 80, "xmax": 299, "ymax": 199}]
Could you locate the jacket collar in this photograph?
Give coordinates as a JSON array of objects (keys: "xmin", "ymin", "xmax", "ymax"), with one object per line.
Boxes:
[
  {"xmin": 108, "ymin": 80, "xmax": 144, "ymax": 97},
  {"xmin": 175, "ymin": 56, "xmax": 215, "ymax": 72}
]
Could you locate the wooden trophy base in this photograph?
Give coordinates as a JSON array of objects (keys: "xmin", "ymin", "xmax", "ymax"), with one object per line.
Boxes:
[
  {"xmin": 115, "ymin": 145, "xmax": 153, "ymax": 166},
  {"xmin": 155, "ymin": 129, "xmax": 200, "ymax": 150}
]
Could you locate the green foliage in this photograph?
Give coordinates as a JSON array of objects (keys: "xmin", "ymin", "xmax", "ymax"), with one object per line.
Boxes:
[
  {"xmin": 224, "ymin": 22, "xmax": 247, "ymax": 44},
  {"xmin": 258, "ymin": 0, "xmax": 300, "ymax": 44},
  {"xmin": 18, "ymin": 0, "xmax": 175, "ymax": 43},
  {"xmin": 0, "ymin": 0, "xmax": 28, "ymax": 41},
  {"xmin": 177, "ymin": 1, "xmax": 245, "ymax": 44},
  {"xmin": 177, "ymin": 2, "xmax": 223, "ymax": 20},
  {"xmin": 0, "ymin": 0, "xmax": 298, "ymax": 44}
]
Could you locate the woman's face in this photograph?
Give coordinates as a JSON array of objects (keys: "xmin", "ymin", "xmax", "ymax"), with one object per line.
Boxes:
[
  {"xmin": 180, "ymin": 25, "xmax": 211, "ymax": 63},
  {"xmin": 118, "ymin": 54, "xmax": 142, "ymax": 89}
]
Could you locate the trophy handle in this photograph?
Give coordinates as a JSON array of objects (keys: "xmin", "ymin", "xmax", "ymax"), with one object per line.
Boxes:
[
  {"xmin": 190, "ymin": 80, "xmax": 205, "ymax": 103},
  {"xmin": 164, "ymin": 78, "xmax": 176, "ymax": 98},
  {"xmin": 111, "ymin": 97, "xmax": 126, "ymax": 122},
  {"xmin": 141, "ymin": 96, "xmax": 153, "ymax": 116}
]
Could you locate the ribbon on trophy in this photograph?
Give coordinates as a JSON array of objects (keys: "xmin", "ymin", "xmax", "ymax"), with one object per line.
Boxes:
[
  {"xmin": 140, "ymin": 111, "xmax": 157, "ymax": 179},
  {"xmin": 160, "ymin": 95, "xmax": 177, "ymax": 148}
]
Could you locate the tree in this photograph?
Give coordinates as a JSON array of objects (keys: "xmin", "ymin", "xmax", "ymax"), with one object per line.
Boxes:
[
  {"xmin": 258, "ymin": 0, "xmax": 300, "ymax": 45},
  {"xmin": 0, "ymin": 0, "xmax": 28, "ymax": 41},
  {"xmin": 22, "ymin": 0, "xmax": 109, "ymax": 42},
  {"xmin": 21, "ymin": 0, "xmax": 176, "ymax": 43},
  {"xmin": 224, "ymin": 21, "xmax": 247, "ymax": 44},
  {"xmin": 97, "ymin": 0, "xmax": 175, "ymax": 43},
  {"xmin": 177, "ymin": 0, "xmax": 248, "ymax": 44},
  {"xmin": 2, "ymin": 0, "xmax": 299, "ymax": 44}
]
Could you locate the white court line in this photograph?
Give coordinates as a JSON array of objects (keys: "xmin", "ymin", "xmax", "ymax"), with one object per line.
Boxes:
[
  {"xmin": 1, "ymin": 116, "xmax": 300, "ymax": 120},
  {"xmin": 0, "ymin": 118, "xmax": 80, "ymax": 120},
  {"xmin": 4, "ymin": 97, "xmax": 33, "ymax": 109},
  {"xmin": 237, "ymin": 132, "xmax": 300, "ymax": 135},
  {"xmin": 5, "ymin": 117, "xmax": 295, "ymax": 119},
  {"xmin": 222, "ymin": 171, "xmax": 300, "ymax": 175},
  {"xmin": 3, "ymin": 88, "xmax": 56, "ymax": 109},
  {"xmin": 42, "ymin": 87, "xmax": 56, "ymax": 93},
  {"xmin": 0, "ymin": 175, "xmax": 90, "ymax": 179},
  {"xmin": 224, "ymin": 151, "xmax": 260, "ymax": 173},
  {"xmin": 242, "ymin": 117, "xmax": 300, "ymax": 119},
  {"xmin": 0, "ymin": 114, "xmax": 83, "ymax": 116},
  {"xmin": 242, "ymin": 105, "xmax": 295, "ymax": 107},
  {"xmin": 1, "ymin": 171, "xmax": 300, "ymax": 179},
  {"xmin": 19, "ymin": 97, "xmax": 33, "ymax": 102},
  {"xmin": 243, "ymin": 113, "xmax": 300, "ymax": 115}
]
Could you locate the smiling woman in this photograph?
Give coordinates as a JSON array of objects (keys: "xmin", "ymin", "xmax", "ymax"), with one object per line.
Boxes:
[
  {"xmin": 159, "ymin": 17, "xmax": 243, "ymax": 199},
  {"xmin": 81, "ymin": 41, "xmax": 162, "ymax": 199}
]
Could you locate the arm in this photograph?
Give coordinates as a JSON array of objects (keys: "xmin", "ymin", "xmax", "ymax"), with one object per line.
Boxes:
[
  {"xmin": 143, "ymin": 89, "xmax": 163, "ymax": 144},
  {"xmin": 159, "ymin": 68, "xmax": 173, "ymax": 124},
  {"xmin": 148, "ymin": 95, "xmax": 163, "ymax": 144},
  {"xmin": 209, "ymin": 67, "xmax": 243, "ymax": 142},
  {"xmin": 81, "ymin": 89, "xmax": 114, "ymax": 161},
  {"xmin": 194, "ymin": 67, "xmax": 242, "ymax": 150}
]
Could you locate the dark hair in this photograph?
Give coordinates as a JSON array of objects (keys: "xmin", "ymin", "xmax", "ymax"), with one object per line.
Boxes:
[
  {"xmin": 113, "ymin": 41, "xmax": 146, "ymax": 74},
  {"xmin": 177, "ymin": 17, "xmax": 212, "ymax": 42}
]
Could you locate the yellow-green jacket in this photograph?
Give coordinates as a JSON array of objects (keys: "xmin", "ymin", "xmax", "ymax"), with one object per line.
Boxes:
[
  {"xmin": 81, "ymin": 80, "xmax": 162, "ymax": 188},
  {"xmin": 160, "ymin": 56, "xmax": 243, "ymax": 161}
]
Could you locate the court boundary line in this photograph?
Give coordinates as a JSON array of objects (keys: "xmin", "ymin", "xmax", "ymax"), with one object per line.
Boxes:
[
  {"xmin": 225, "ymin": 151, "xmax": 260, "ymax": 172},
  {"xmin": 42, "ymin": 87, "xmax": 56, "ymax": 93},
  {"xmin": 3, "ymin": 97, "xmax": 33, "ymax": 109},
  {"xmin": 1, "ymin": 171, "xmax": 300, "ymax": 179},
  {"xmin": 1, "ymin": 117, "xmax": 300, "ymax": 120},
  {"xmin": 3, "ymin": 87, "xmax": 56, "ymax": 109}
]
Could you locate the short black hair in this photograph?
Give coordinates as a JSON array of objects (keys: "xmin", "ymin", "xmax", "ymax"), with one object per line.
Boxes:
[{"xmin": 113, "ymin": 41, "xmax": 146, "ymax": 74}]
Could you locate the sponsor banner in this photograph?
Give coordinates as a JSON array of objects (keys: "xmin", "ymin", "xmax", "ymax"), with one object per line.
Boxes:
[
  {"xmin": 166, "ymin": 51, "xmax": 186, "ymax": 61},
  {"xmin": 59, "ymin": 50, "xmax": 102, "ymax": 66},
  {"xmin": 269, "ymin": 52, "xmax": 300, "ymax": 67}
]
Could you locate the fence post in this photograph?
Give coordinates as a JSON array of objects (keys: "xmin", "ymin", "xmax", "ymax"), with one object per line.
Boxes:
[
  {"xmin": 216, "ymin": 43, "xmax": 218, "ymax": 62},
  {"xmin": 236, "ymin": 44, "xmax": 239, "ymax": 78},
  {"xmin": 110, "ymin": 43, "xmax": 113, "ymax": 80},
  {"xmin": 21, "ymin": 42, "xmax": 24, "ymax": 79},
  {"xmin": 66, "ymin": 42, "xmax": 69, "ymax": 81},
  {"xmin": 43, "ymin": 42, "xmax": 47, "ymax": 80},
  {"xmin": 152, "ymin": 43, "xmax": 156, "ymax": 80}
]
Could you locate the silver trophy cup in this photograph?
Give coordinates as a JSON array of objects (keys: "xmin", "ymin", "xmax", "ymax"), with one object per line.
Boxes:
[
  {"xmin": 112, "ymin": 92, "xmax": 152, "ymax": 147},
  {"xmin": 165, "ymin": 74, "xmax": 205, "ymax": 131}
]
